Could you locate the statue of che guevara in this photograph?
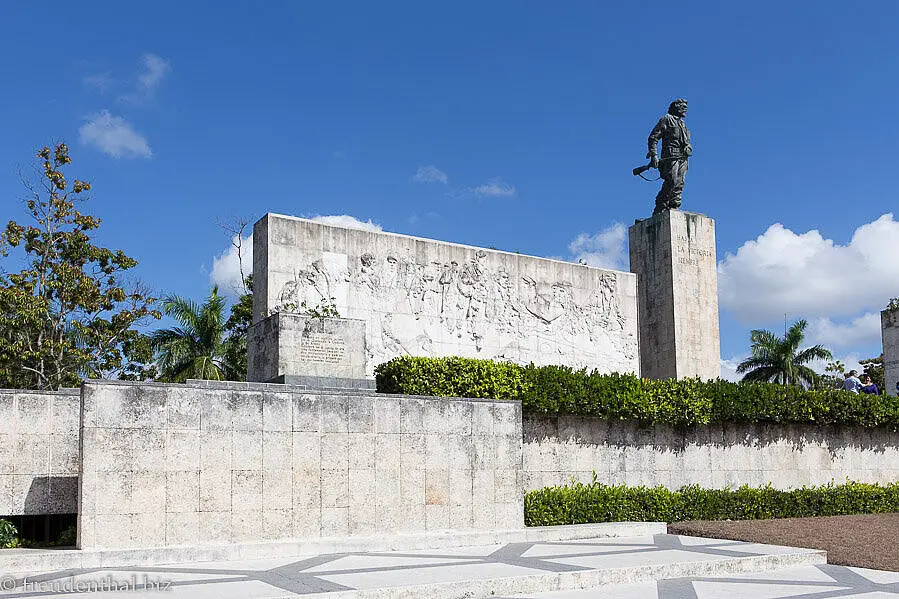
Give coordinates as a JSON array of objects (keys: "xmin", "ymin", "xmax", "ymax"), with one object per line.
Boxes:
[{"xmin": 634, "ymin": 98, "xmax": 692, "ymax": 215}]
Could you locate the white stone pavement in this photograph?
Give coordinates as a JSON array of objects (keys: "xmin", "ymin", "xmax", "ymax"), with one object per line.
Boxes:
[{"xmin": 0, "ymin": 533, "xmax": 877, "ymax": 599}]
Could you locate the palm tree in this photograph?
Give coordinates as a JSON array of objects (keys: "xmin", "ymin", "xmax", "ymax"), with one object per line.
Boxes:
[
  {"xmin": 151, "ymin": 286, "xmax": 242, "ymax": 382},
  {"xmin": 736, "ymin": 319, "xmax": 832, "ymax": 387}
]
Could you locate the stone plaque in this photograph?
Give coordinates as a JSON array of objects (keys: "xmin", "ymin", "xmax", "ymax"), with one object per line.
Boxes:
[{"xmin": 299, "ymin": 333, "xmax": 346, "ymax": 364}]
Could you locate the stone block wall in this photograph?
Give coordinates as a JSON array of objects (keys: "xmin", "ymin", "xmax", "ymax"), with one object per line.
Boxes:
[
  {"xmin": 78, "ymin": 380, "xmax": 522, "ymax": 550},
  {"xmin": 884, "ymin": 309, "xmax": 899, "ymax": 397},
  {"xmin": 0, "ymin": 388, "xmax": 79, "ymax": 516},
  {"xmin": 523, "ymin": 415, "xmax": 899, "ymax": 491}
]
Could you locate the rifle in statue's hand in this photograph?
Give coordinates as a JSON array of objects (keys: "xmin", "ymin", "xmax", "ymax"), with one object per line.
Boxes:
[{"xmin": 632, "ymin": 163, "xmax": 654, "ymax": 177}]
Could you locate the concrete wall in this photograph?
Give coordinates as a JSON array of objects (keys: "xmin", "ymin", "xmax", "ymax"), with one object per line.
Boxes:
[
  {"xmin": 523, "ymin": 415, "xmax": 899, "ymax": 491},
  {"xmin": 0, "ymin": 388, "xmax": 79, "ymax": 516},
  {"xmin": 78, "ymin": 380, "xmax": 522, "ymax": 550},
  {"xmin": 884, "ymin": 309, "xmax": 899, "ymax": 397},
  {"xmin": 253, "ymin": 214, "xmax": 639, "ymax": 376},
  {"xmin": 629, "ymin": 210, "xmax": 720, "ymax": 380}
]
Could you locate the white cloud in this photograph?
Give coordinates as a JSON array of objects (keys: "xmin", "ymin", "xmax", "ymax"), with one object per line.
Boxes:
[
  {"xmin": 807, "ymin": 312, "xmax": 882, "ymax": 350},
  {"xmin": 568, "ymin": 223, "xmax": 627, "ymax": 270},
  {"xmin": 718, "ymin": 214, "xmax": 899, "ymax": 322},
  {"xmin": 83, "ymin": 73, "xmax": 113, "ymax": 93},
  {"xmin": 719, "ymin": 355, "xmax": 746, "ymax": 382},
  {"xmin": 138, "ymin": 53, "xmax": 171, "ymax": 93},
  {"xmin": 474, "ymin": 177, "xmax": 516, "ymax": 198},
  {"xmin": 413, "ymin": 165, "xmax": 448, "ymax": 184},
  {"xmin": 79, "ymin": 110, "xmax": 152, "ymax": 159},
  {"xmin": 211, "ymin": 234, "xmax": 253, "ymax": 295},
  {"xmin": 309, "ymin": 214, "xmax": 382, "ymax": 232},
  {"xmin": 210, "ymin": 215, "xmax": 382, "ymax": 294}
]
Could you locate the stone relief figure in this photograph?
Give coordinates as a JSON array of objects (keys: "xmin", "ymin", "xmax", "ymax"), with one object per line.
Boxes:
[{"xmin": 276, "ymin": 247, "xmax": 635, "ymax": 373}]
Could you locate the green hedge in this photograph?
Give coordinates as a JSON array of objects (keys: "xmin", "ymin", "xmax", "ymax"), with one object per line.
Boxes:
[
  {"xmin": 525, "ymin": 478, "xmax": 899, "ymax": 526},
  {"xmin": 375, "ymin": 356, "xmax": 899, "ymax": 427}
]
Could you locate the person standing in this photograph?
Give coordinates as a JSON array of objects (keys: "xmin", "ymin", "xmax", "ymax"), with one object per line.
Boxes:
[
  {"xmin": 860, "ymin": 374, "xmax": 879, "ymax": 395},
  {"xmin": 842, "ymin": 370, "xmax": 862, "ymax": 394}
]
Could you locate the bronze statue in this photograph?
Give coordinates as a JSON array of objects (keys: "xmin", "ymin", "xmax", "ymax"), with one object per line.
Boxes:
[{"xmin": 633, "ymin": 99, "xmax": 692, "ymax": 214}]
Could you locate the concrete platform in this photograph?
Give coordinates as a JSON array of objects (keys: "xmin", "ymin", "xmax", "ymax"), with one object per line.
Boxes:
[{"xmin": 0, "ymin": 532, "xmax": 825, "ymax": 598}]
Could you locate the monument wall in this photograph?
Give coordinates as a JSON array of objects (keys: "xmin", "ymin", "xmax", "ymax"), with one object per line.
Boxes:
[
  {"xmin": 884, "ymin": 309, "xmax": 899, "ymax": 397},
  {"xmin": 77, "ymin": 380, "xmax": 523, "ymax": 550},
  {"xmin": 252, "ymin": 214, "xmax": 640, "ymax": 376},
  {"xmin": 523, "ymin": 415, "xmax": 899, "ymax": 491},
  {"xmin": 0, "ymin": 388, "xmax": 79, "ymax": 516}
]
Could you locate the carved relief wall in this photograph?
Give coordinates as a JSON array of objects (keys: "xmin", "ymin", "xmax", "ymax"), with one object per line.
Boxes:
[{"xmin": 254, "ymin": 214, "xmax": 640, "ymax": 376}]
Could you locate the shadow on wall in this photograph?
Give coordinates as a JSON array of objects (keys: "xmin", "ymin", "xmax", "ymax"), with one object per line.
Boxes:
[
  {"xmin": 23, "ymin": 476, "xmax": 79, "ymax": 515},
  {"xmin": 523, "ymin": 415, "xmax": 897, "ymax": 458}
]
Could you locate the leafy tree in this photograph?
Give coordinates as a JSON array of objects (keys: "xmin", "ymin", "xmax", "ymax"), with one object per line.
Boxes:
[
  {"xmin": 736, "ymin": 319, "xmax": 833, "ymax": 387},
  {"xmin": 887, "ymin": 298, "xmax": 899, "ymax": 312},
  {"xmin": 0, "ymin": 144, "xmax": 159, "ymax": 390},
  {"xmin": 817, "ymin": 359, "xmax": 847, "ymax": 390},
  {"xmin": 151, "ymin": 286, "xmax": 244, "ymax": 382},
  {"xmin": 223, "ymin": 275, "xmax": 253, "ymax": 381}
]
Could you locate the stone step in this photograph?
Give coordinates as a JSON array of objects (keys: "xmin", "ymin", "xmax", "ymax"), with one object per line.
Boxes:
[
  {"xmin": 0, "ymin": 523, "xmax": 664, "ymax": 573},
  {"xmin": 0, "ymin": 531, "xmax": 825, "ymax": 599}
]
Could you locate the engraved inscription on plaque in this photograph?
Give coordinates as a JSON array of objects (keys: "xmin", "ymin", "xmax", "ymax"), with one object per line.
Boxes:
[{"xmin": 299, "ymin": 333, "xmax": 346, "ymax": 364}]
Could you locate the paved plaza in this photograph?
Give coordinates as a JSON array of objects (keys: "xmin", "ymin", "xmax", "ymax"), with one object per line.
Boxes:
[{"xmin": 1, "ymin": 533, "xmax": 876, "ymax": 599}]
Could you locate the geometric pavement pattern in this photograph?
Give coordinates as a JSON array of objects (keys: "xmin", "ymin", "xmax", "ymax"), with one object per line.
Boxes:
[
  {"xmin": 499, "ymin": 564, "xmax": 899, "ymax": 598},
  {"xmin": 0, "ymin": 534, "xmax": 883, "ymax": 598}
]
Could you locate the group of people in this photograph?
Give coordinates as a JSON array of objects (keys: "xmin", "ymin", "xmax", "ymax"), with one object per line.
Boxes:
[{"xmin": 841, "ymin": 370, "xmax": 880, "ymax": 395}]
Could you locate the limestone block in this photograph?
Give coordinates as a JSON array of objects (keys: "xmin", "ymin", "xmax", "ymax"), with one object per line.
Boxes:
[
  {"xmin": 232, "ymin": 430, "xmax": 263, "ymax": 470},
  {"xmin": 262, "ymin": 509, "xmax": 292, "ymax": 540},
  {"xmin": 347, "ymin": 396, "xmax": 374, "ymax": 433},
  {"xmin": 165, "ymin": 430, "xmax": 201, "ymax": 471},
  {"xmin": 232, "ymin": 392, "xmax": 263, "ymax": 430},
  {"xmin": 292, "ymin": 507, "xmax": 321, "ymax": 538},
  {"xmin": 425, "ymin": 469, "xmax": 449, "ymax": 506},
  {"xmin": 321, "ymin": 396, "xmax": 349, "ymax": 433},
  {"xmin": 374, "ymin": 468, "xmax": 400, "ymax": 507},
  {"xmin": 373, "ymin": 399, "xmax": 401, "ymax": 434},
  {"xmin": 321, "ymin": 433, "xmax": 349, "ymax": 470},
  {"xmin": 374, "ymin": 434, "xmax": 401, "ymax": 470},
  {"xmin": 199, "ymin": 389, "xmax": 234, "ymax": 431},
  {"xmin": 262, "ymin": 431, "xmax": 292, "ymax": 471},
  {"xmin": 131, "ymin": 430, "xmax": 167, "ymax": 472},
  {"xmin": 400, "ymin": 468, "xmax": 425, "ymax": 505},
  {"xmin": 321, "ymin": 469, "xmax": 349, "ymax": 508},
  {"xmin": 292, "ymin": 469, "xmax": 322, "ymax": 509},
  {"xmin": 348, "ymin": 433, "xmax": 377, "ymax": 470},
  {"xmin": 263, "ymin": 470, "xmax": 293, "ymax": 510},
  {"xmin": 199, "ymin": 511, "xmax": 232, "ymax": 544},
  {"xmin": 400, "ymin": 401, "xmax": 424, "ymax": 433},
  {"xmin": 199, "ymin": 469, "xmax": 231, "ymax": 511},
  {"xmin": 132, "ymin": 512, "xmax": 166, "ymax": 547},
  {"xmin": 165, "ymin": 471, "xmax": 199, "ymax": 513},
  {"xmin": 262, "ymin": 393, "xmax": 293, "ymax": 432},
  {"xmin": 16, "ymin": 393, "xmax": 50, "ymax": 432},
  {"xmin": 292, "ymin": 433, "xmax": 321, "ymax": 471},
  {"xmin": 231, "ymin": 470, "xmax": 263, "ymax": 511},
  {"xmin": 199, "ymin": 430, "xmax": 232, "ymax": 472},
  {"xmin": 321, "ymin": 507, "xmax": 349, "ymax": 536},
  {"xmin": 425, "ymin": 504, "xmax": 450, "ymax": 531},
  {"xmin": 166, "ymin": 386, "xmax": 201, "ymax": 430},
  {"xmin": 131, "ymin": 471, "xmax": 166, "ymax": 513},
  {"xmin": 292, "ymin": 394, "xmax": 323, "ymax": 432}
]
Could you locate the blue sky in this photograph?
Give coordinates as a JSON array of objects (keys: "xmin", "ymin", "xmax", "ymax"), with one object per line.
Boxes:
[{"xmin": 1, "ymin": 1, "xmax": 897, "ymax": 377}]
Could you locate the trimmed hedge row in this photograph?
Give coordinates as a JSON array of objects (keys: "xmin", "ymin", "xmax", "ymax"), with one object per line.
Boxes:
[
  {"xmin": 375, "ymin": 356, "xmax": 899, "ymax": 427},
  {"xmin": 524, "ymin": 478, "xmax": 899, "ymax": 526}
]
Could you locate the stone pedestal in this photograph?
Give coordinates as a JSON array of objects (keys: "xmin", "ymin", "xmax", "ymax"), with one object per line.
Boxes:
[
  {"xmin": 247, "ymin": 313, "xmax": 371, "ymax": 388},
  {"xmin": 629, "ymin": 210, "xmax": 720, "ymax": 380},
  {"xmin": 883, "ymin": 309, "xmax": 899, "ymax": 397}
]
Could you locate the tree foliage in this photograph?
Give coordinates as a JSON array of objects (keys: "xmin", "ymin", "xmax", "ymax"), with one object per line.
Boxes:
[
  {"xmin": 735, "ymin": 319, "xmax": 832, "ymax": 387},
  {"xmin": 0, "ymin": 144, "xmax": 159, "ymax": 390},
  {"xmin": 151, "ymin": 286, "xmax": 245, "ymax": 382}
]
